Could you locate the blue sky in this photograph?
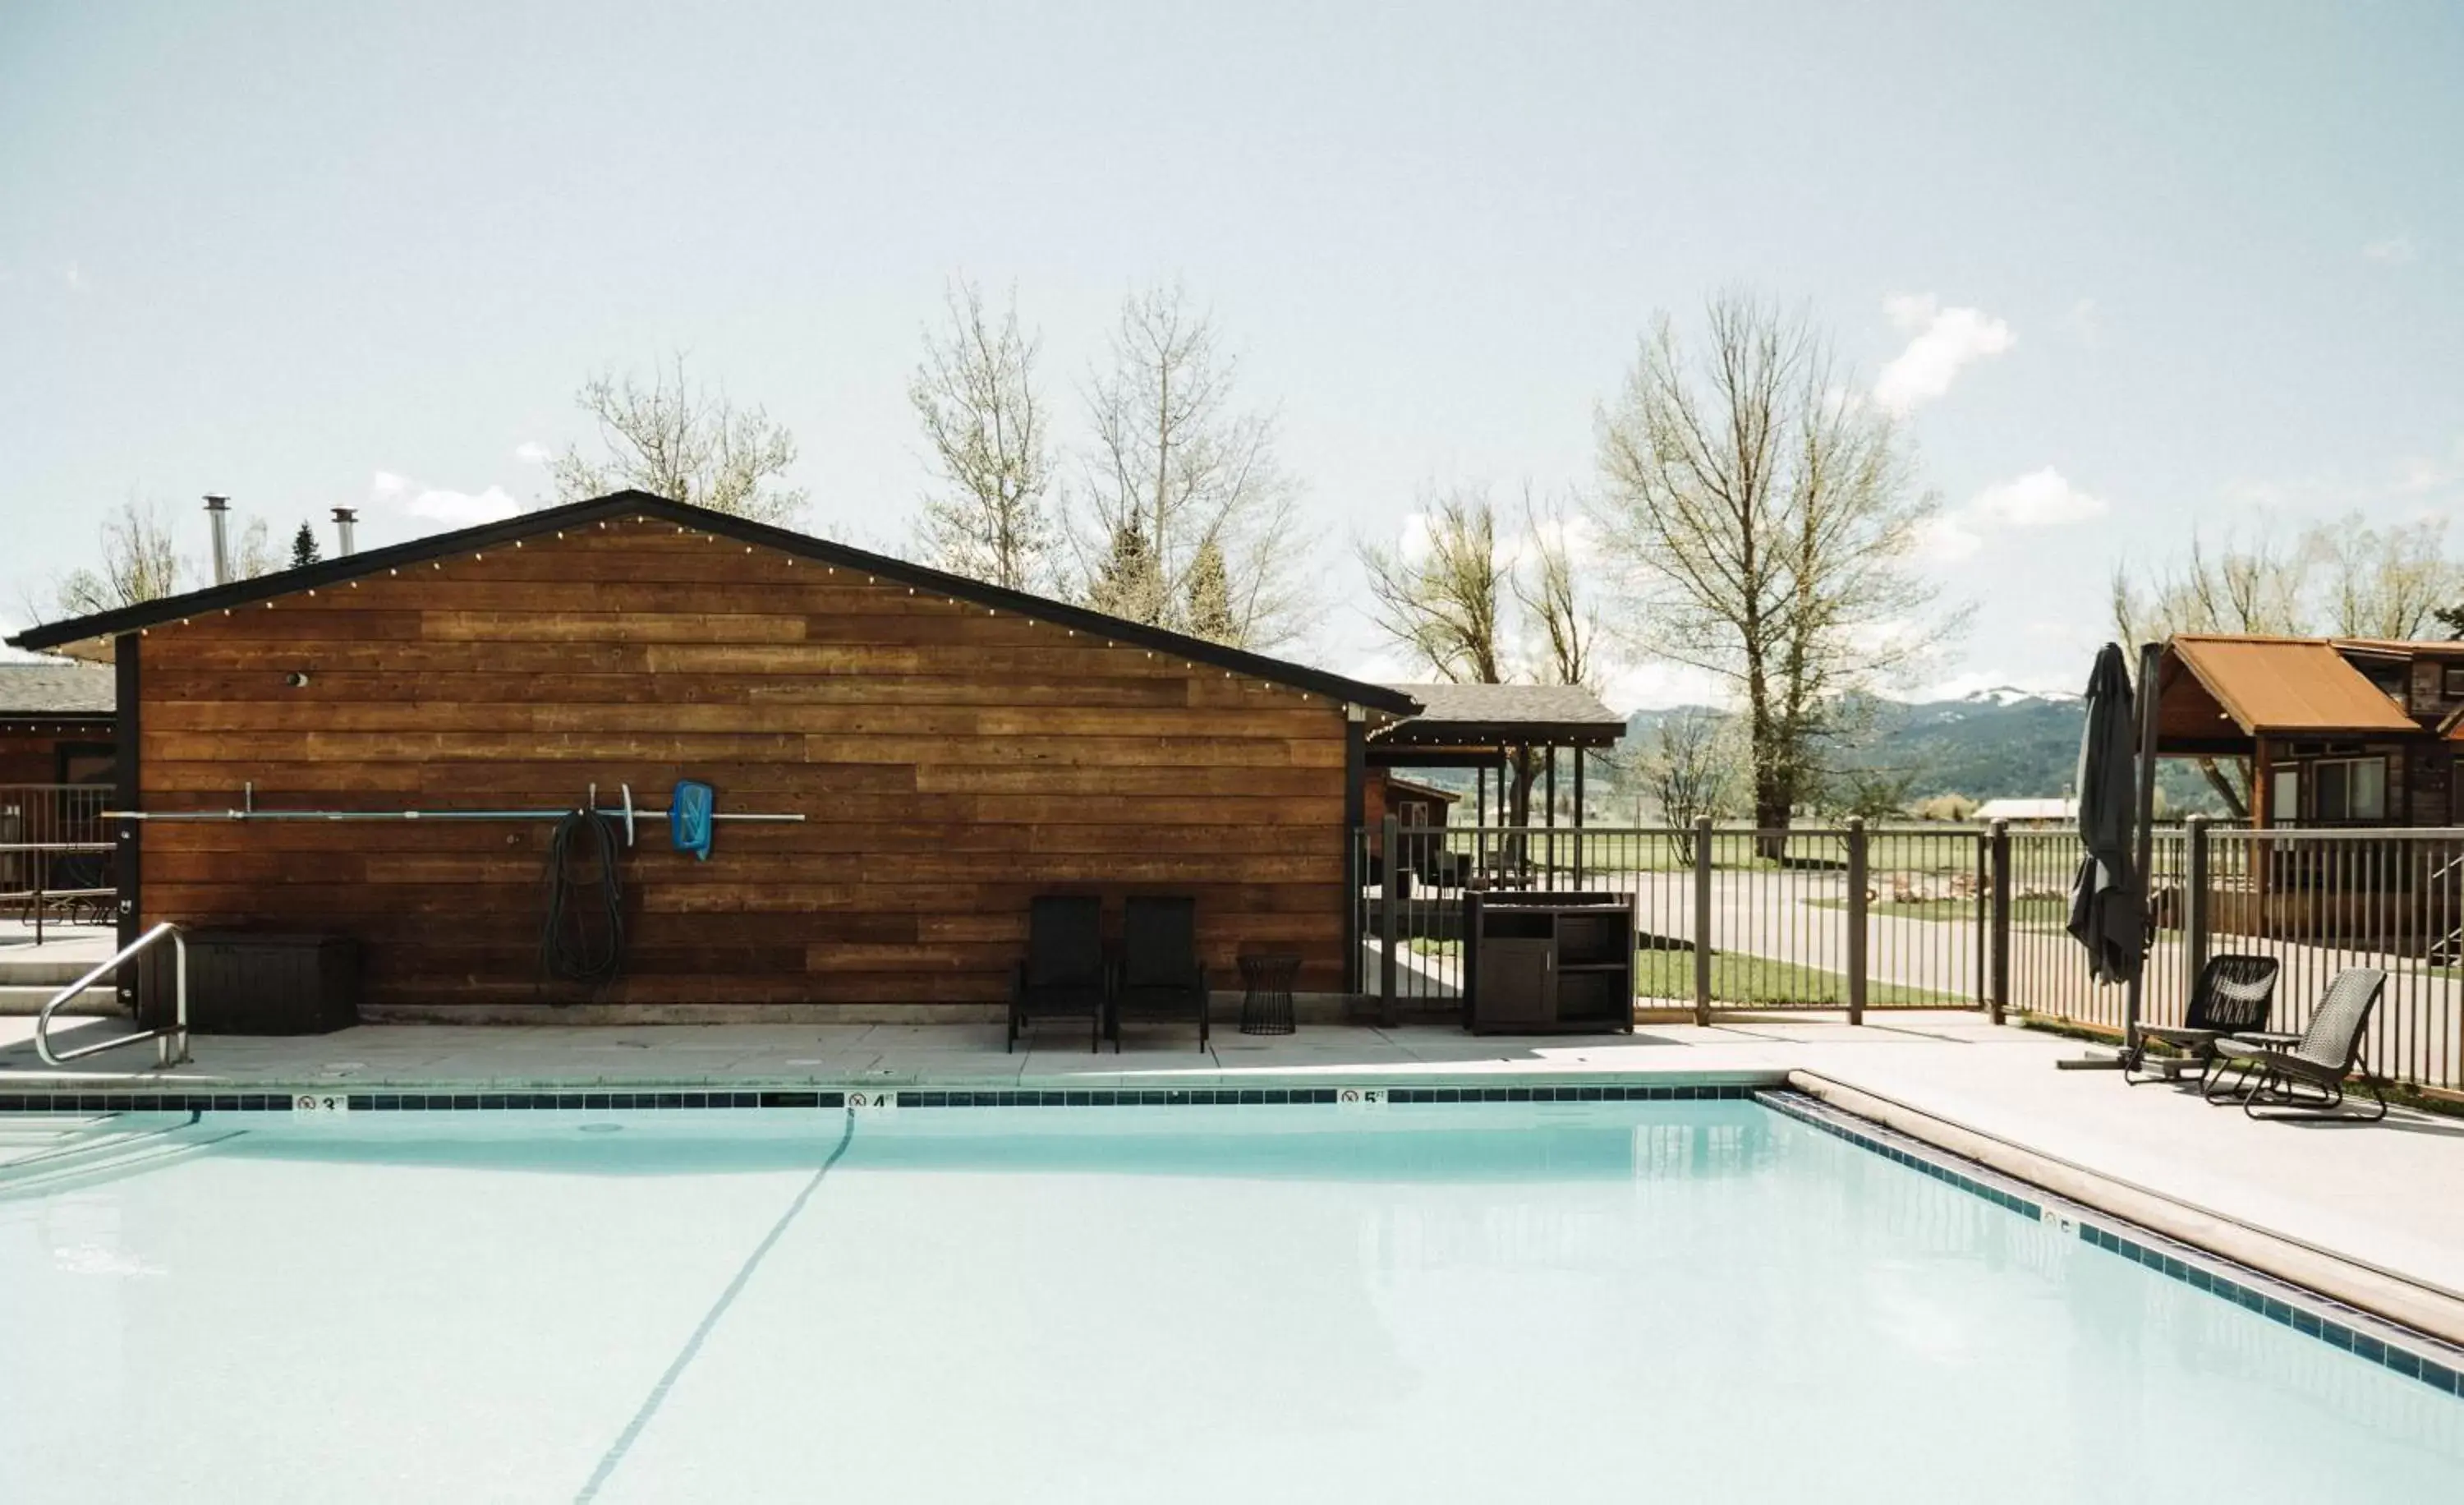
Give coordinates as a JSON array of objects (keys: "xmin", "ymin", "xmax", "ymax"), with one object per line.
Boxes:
[{"xmin": 4, "ymin": 1, "xmax": 2459, "ymax": 704}]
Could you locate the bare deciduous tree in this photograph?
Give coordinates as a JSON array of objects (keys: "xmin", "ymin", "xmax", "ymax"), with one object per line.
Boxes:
[
  {"xmin": 1626, "ymin": 706, "xmax": 1735, "ymax": 861},
  {"xmin": 555, "ymin": 354, "xmax": 807, "ymax": 524},
  {"xmin": 232, "ymin": 518, "xmax": 281, "ymax": 581},
  {"xmin": 1514, "ymin": 490, "xmax": 1600, "ymax": 691},
  {"xmin": 1593, "ymin": 292, "xmax": 1956, "ymax": 844},
  {"xmin": 2311, "ymin": 516, "xmax": 2459, "ymax": 640},
  {"xmin": 910, "ymin": 281, "xmax": 1054, "ymax": 591},
  {"xmin": 1359, "ymin": 486, "xmax": 1509, "ymax": 686},
  {"xmin": 53, "ymin": 498, "xmax": 186, "ymax": 616},
  {"xmin": 1074, "ymin": 285, "xmax": 1313, "ymax": 649}
]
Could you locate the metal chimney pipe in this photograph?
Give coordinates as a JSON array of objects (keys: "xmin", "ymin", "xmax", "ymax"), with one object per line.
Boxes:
[
  {"xmin": 331, "ymin": 507, "xmax": 357, "ymax": 556},
  {"xmin": 203, "ymin": 495, "xmax": 232, "ymax": 584}
]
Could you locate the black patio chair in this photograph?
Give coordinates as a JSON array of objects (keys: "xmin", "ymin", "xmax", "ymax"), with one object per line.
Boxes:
[
  {"xmin": 2203, "ymin": 966, "xmax": 2388, "ymax": 1121},
  {"xmin": 2125, "ymin": 953, "xmax": 2279, "ymax": 1085},
  {"xmin": 1009, "ymin": 895, "xmax": 1108, "ymax": 1054},
  {"xmin": 1110, "ymin": 895, "xmax": 1209, "ymax": 1052}
]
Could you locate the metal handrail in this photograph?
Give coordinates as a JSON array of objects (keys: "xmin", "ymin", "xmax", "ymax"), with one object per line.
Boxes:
[{"xmin": 34, "ymin": 922, "xmax": 191, "ymax": 1070}]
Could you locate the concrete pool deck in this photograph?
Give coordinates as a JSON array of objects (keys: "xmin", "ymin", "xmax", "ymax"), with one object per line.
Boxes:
[{"xmin": 4, "ymin": 1007, "xmax": 2462, "ymax": 1346}]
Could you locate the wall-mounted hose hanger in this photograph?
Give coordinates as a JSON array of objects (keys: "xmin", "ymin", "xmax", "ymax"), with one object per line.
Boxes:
[
  {"xmin": 108, "ymin": 780, "xmax": 805, "ymax": 987},
  {"xmin": 106, "ymin": 780, "xmax": 801, "ymax": 857}
]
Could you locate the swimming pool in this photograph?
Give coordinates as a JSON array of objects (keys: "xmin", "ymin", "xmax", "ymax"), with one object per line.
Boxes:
[{"xmin": 4, "ymin": 1095, "xmax": 2459, "ymax": 1502}]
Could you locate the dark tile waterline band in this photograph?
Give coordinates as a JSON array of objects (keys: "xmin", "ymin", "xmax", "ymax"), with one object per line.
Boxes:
[
  {"xmin": 0, "ymin": 1082, "xmax": 1764, "ymax": 1115},
  {"xmin": 1757, "ymin": 1088, "xmax": 2464, "ymax": 1401}
]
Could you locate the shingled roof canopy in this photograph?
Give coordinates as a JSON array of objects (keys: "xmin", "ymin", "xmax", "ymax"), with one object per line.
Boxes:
[
  {"xmin": 0, "ymin": 659, "xmax": 115, "ymax": 722},
  {"xmin": 1370, "ymin": 681, "xmax": 1626, "ymax": 748},
  {"xmin": 3, "ymin": 490, "xmax": 1421, "ymax": 716}
]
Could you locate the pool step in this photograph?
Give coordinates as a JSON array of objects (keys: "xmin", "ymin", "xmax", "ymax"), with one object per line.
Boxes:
[
  {"xmin": 0, "ymin": 983, "xmax": 124, "ymax": 1015},
  {"xmin": 0, "ymin": 1119, "xmax": 235, "ymax": 1197}
]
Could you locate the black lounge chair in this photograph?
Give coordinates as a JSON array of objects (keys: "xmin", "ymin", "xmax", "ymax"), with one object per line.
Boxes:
[
  {"xmin": 2125, "ymin": 953, "xmax": 2279, "ymax": 1084},
  {"xmin": 1009, "ymin": 895, "xmax": 1108, "ymax": 1054},
  {"xmin": 2204, "ymin": 967, "xmax": 2388, "ymax": 1121},
  {"xmin": 1110, "ymin": 895, "xmax": 1209, "ymax": 1052}
]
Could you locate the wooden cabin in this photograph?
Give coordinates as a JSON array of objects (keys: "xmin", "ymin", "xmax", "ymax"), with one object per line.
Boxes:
[
  {"xmin": 5, "ymin": 492, "xmax": 1421, "ymax": 1022},
  {"xmin": 2153, "ymin": 634, "xmax": 2464, "ymax": 827}
]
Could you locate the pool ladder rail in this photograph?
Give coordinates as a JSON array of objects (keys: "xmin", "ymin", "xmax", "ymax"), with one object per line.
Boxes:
[{"xmin": 34, "ymin": 921, "xmax": 191, "ymax": 1072}]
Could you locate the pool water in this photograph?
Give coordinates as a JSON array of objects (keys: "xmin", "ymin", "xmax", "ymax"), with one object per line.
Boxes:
[{"xmin": 3, "ymin": 1101, "xmax": 2458, "ymax": 1503}]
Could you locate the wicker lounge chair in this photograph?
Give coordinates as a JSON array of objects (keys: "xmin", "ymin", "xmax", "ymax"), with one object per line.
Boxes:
[
  {"xmin": 2125, "ymin": 953, "xmax": 2279, "ymax": 1084},
  {"xmin": 1009, "ymin": 895, "xmax": 1108, "ymax": 1054},
  {"xmin": 1110, "ymin": 895, "xmax": 1209, "ymax": 1052},
  {"xmin": 2204, "ymin": 967, "xmax": 2388, "ymax": 1121}
]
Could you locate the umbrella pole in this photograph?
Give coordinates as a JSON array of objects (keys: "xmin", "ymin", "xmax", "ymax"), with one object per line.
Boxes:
[{"xmin": 2122, "ymin": 640, "xmax": 2162, "ymax": 1061}]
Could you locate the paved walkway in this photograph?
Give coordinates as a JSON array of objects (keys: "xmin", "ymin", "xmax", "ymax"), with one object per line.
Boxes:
[{"xmin": 5, "ymin": 1008, "xmax": 2461, "ymax": 1339}]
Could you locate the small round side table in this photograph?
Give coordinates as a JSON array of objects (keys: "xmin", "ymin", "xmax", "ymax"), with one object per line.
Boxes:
[{"xmin": 1237, "ymin": 953, "xmax": 1301, "ymax": 1036}]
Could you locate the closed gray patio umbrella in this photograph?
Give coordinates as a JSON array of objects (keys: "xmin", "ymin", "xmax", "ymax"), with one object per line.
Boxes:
[{"xmin": 2067, "ymin": 642, "xmax": 2147, "ymax": 987}]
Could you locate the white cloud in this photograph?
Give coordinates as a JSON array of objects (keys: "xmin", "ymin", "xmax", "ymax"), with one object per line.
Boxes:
[
  {"xmin": 1873, "ymin": 293, "xmax": 2016, "ymax": 414},
  {"xmin": 2363, "ymin": 237, "xmax": 2418, "ymax": 265},
  {"xmin": 513, "ymin": 441, "xmax": 551, "ymax": 466},
  {"xmin": 1913, "ymin": 513, "xmax": 1984, "ymax": 564},
  {"xmin": 403, "ymin": 486, "xmax": 521, "ymax": 527},
  {"xmin": 62, "ymin": 262, "xmax": 85, "ymax": 291},
  {"xmin": 368, "ymin": 469, "xmax": 521, "ymax": 529},
  {"xmin": 1970, "ymin": 467, "xmax": 2108, "ymax": 528}
]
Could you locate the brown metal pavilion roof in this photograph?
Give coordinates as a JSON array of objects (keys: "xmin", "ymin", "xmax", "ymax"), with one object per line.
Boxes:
[{"xmin": 2158, "ymin": 635, "xmax": 2417, "ymax": 748}]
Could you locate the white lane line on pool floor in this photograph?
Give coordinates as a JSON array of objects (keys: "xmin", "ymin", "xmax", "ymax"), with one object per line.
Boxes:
[{"xmin": 573, "ymin": 1110, "xmax": 858, "ymax": 1503}]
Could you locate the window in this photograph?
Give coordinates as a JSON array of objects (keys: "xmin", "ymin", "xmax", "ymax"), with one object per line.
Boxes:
[
  {"xmin": 2445, "ymin": 665, "xmax": 2464, "ymax": 698},
  {"xmin": 2269, "ymin": 766, "xmax": 2301, "ymax": 828},
  {"xmin": 2312, "ymin": 757, "xmax": 2387, "ymax": 824}
]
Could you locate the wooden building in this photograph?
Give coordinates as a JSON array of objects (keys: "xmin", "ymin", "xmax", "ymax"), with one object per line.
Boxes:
[
  {"xmin": 0, "ymin": 660, "xmax": 115, "ymax": 785},
  {"xmin": 6, "ymin": 492, "xmax": 1420, "ymax": 1022},
  {"xmin": 2153, "ymin": 634, "xmax": 2464, "ymax": 827}
]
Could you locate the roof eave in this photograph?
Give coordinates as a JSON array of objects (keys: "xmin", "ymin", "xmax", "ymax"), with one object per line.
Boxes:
[{"xmin": 5, "ymin": 491, "xmax": 1418, "ymax": 715}]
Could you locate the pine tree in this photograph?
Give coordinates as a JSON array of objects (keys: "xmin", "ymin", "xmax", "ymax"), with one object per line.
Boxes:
[
  {"xmin": 1085, "ymin": 519, "xmax": 1164, "ymax": 625},
  {"xmin": 291, "ymin": 521, "xmax": 322, "ymax": 568},
  {"xmin": 1183, "ymin": 536, "xmax": 1237, "ymax": 645}
]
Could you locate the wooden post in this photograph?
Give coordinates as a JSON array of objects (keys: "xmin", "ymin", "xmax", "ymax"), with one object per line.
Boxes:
[
  {"xmin": 2186, "ymin": 813, "xmax": 2210, "ymax": 1007},
  {"xmin": 1845, "ymin": 817, "xmax": 1868, "ymax": 1026},
  {"xmin": 1693, "ymin": 816, "xmax": 1714, "ymax": 1025},
  {"xmin": 1989, "ymin": 818, "xmax": 2012, "ymax": 1026},
  {"xmin": 1379, "ymin": 813, "xmax": 1400, "ymax": 1028},
  {"xmin": 1572, "ymin": 750, "xmax": 1586, "ymax": 888}
]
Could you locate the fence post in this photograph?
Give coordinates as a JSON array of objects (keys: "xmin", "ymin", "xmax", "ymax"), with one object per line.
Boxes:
[
  {"xmin": 1692, "ymin": 817, "xmax": 1713, "ymax": 1026},
  {"xmin": 1379, "ymin": 814, "xmax": 1400, "ymax": 1028},
  {"xmin": 1988, "ymin": 819, "xmax": 2011, "ymax": 1025},
  {"xmin": 1845, "ymin": 817, "xmax": 1868, "ymax": 1026},
  {"xmin": 2185, "ymin": 814, "xmax": 2210, "ymax": 1008}
]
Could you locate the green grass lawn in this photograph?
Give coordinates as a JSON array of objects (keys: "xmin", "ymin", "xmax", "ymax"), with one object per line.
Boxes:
[{"xmin": 1397, "ymin": 937, "xmax": 1965, "ymax": 1006}]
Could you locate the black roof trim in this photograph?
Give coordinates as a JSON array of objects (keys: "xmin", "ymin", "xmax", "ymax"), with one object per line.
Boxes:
[{"xmin": 6, "ymin": 491, "xmax": 1420, "ymax": 714}]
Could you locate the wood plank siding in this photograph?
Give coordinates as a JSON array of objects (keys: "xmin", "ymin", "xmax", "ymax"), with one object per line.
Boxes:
[{"xmin": 133, "ymin": 513, "xmax": 1354, "ymax": 1020}]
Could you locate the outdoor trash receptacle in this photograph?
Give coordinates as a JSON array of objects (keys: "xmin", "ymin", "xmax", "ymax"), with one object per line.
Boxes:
[{"xmin": 136, "ymin": 932, "xmax": 361, "ymax": 1035}]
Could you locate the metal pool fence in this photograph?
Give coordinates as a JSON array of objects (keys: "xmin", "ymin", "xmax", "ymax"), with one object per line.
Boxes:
[
  {"xmin": 0, "ymin": 784, "xmax": 117, "ymax": 941},
  {"xmin": 1355, "ymin": 817, "xmax": 2464, "ymax": 1099}
]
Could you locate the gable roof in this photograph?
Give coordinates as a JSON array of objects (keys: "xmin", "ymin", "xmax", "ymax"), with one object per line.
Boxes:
[
  {"xmin": 2164, "ymin": 634, "xmax": 2418, "ymax": 736},
  {"xmin": 0, "ymin": 659, "xmax": 115, "ymax": 720},
  {"xmin": 1372, "ymin": 681, "xmax": 1625, "ymax": 746},
  {"xmin": 4, "ymin": 491, "xmax": 1419, "ymax": 715}
]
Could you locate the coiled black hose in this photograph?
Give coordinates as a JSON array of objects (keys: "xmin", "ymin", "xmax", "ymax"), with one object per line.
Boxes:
[{"xmin": 541, "ymin": 810, "xmax": 626, "ymax": 986}]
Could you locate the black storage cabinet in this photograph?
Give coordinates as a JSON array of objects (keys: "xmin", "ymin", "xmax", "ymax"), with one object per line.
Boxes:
[
  {"xmin": 1463, "ymin": 891, "xmax": 1637, "ymax": 1035},
  {"xmin": 138, "ymin": 931, "xmax": 361, "ymax": 1035}
]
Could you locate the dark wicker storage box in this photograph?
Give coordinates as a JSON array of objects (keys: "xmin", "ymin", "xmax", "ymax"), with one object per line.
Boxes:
[{"xmin": 137, "ymin": 932, "xmax": 361, "ymax": 1035}]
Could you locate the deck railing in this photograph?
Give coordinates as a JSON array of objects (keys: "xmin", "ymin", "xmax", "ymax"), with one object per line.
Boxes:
[
  {"xmin": 0, "ymin": 784, "xmax": 117, "ymax": 941},
  {"xmin": 1355, "ymin": 817, "xmax": 2464, "ymax": 1099}
]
